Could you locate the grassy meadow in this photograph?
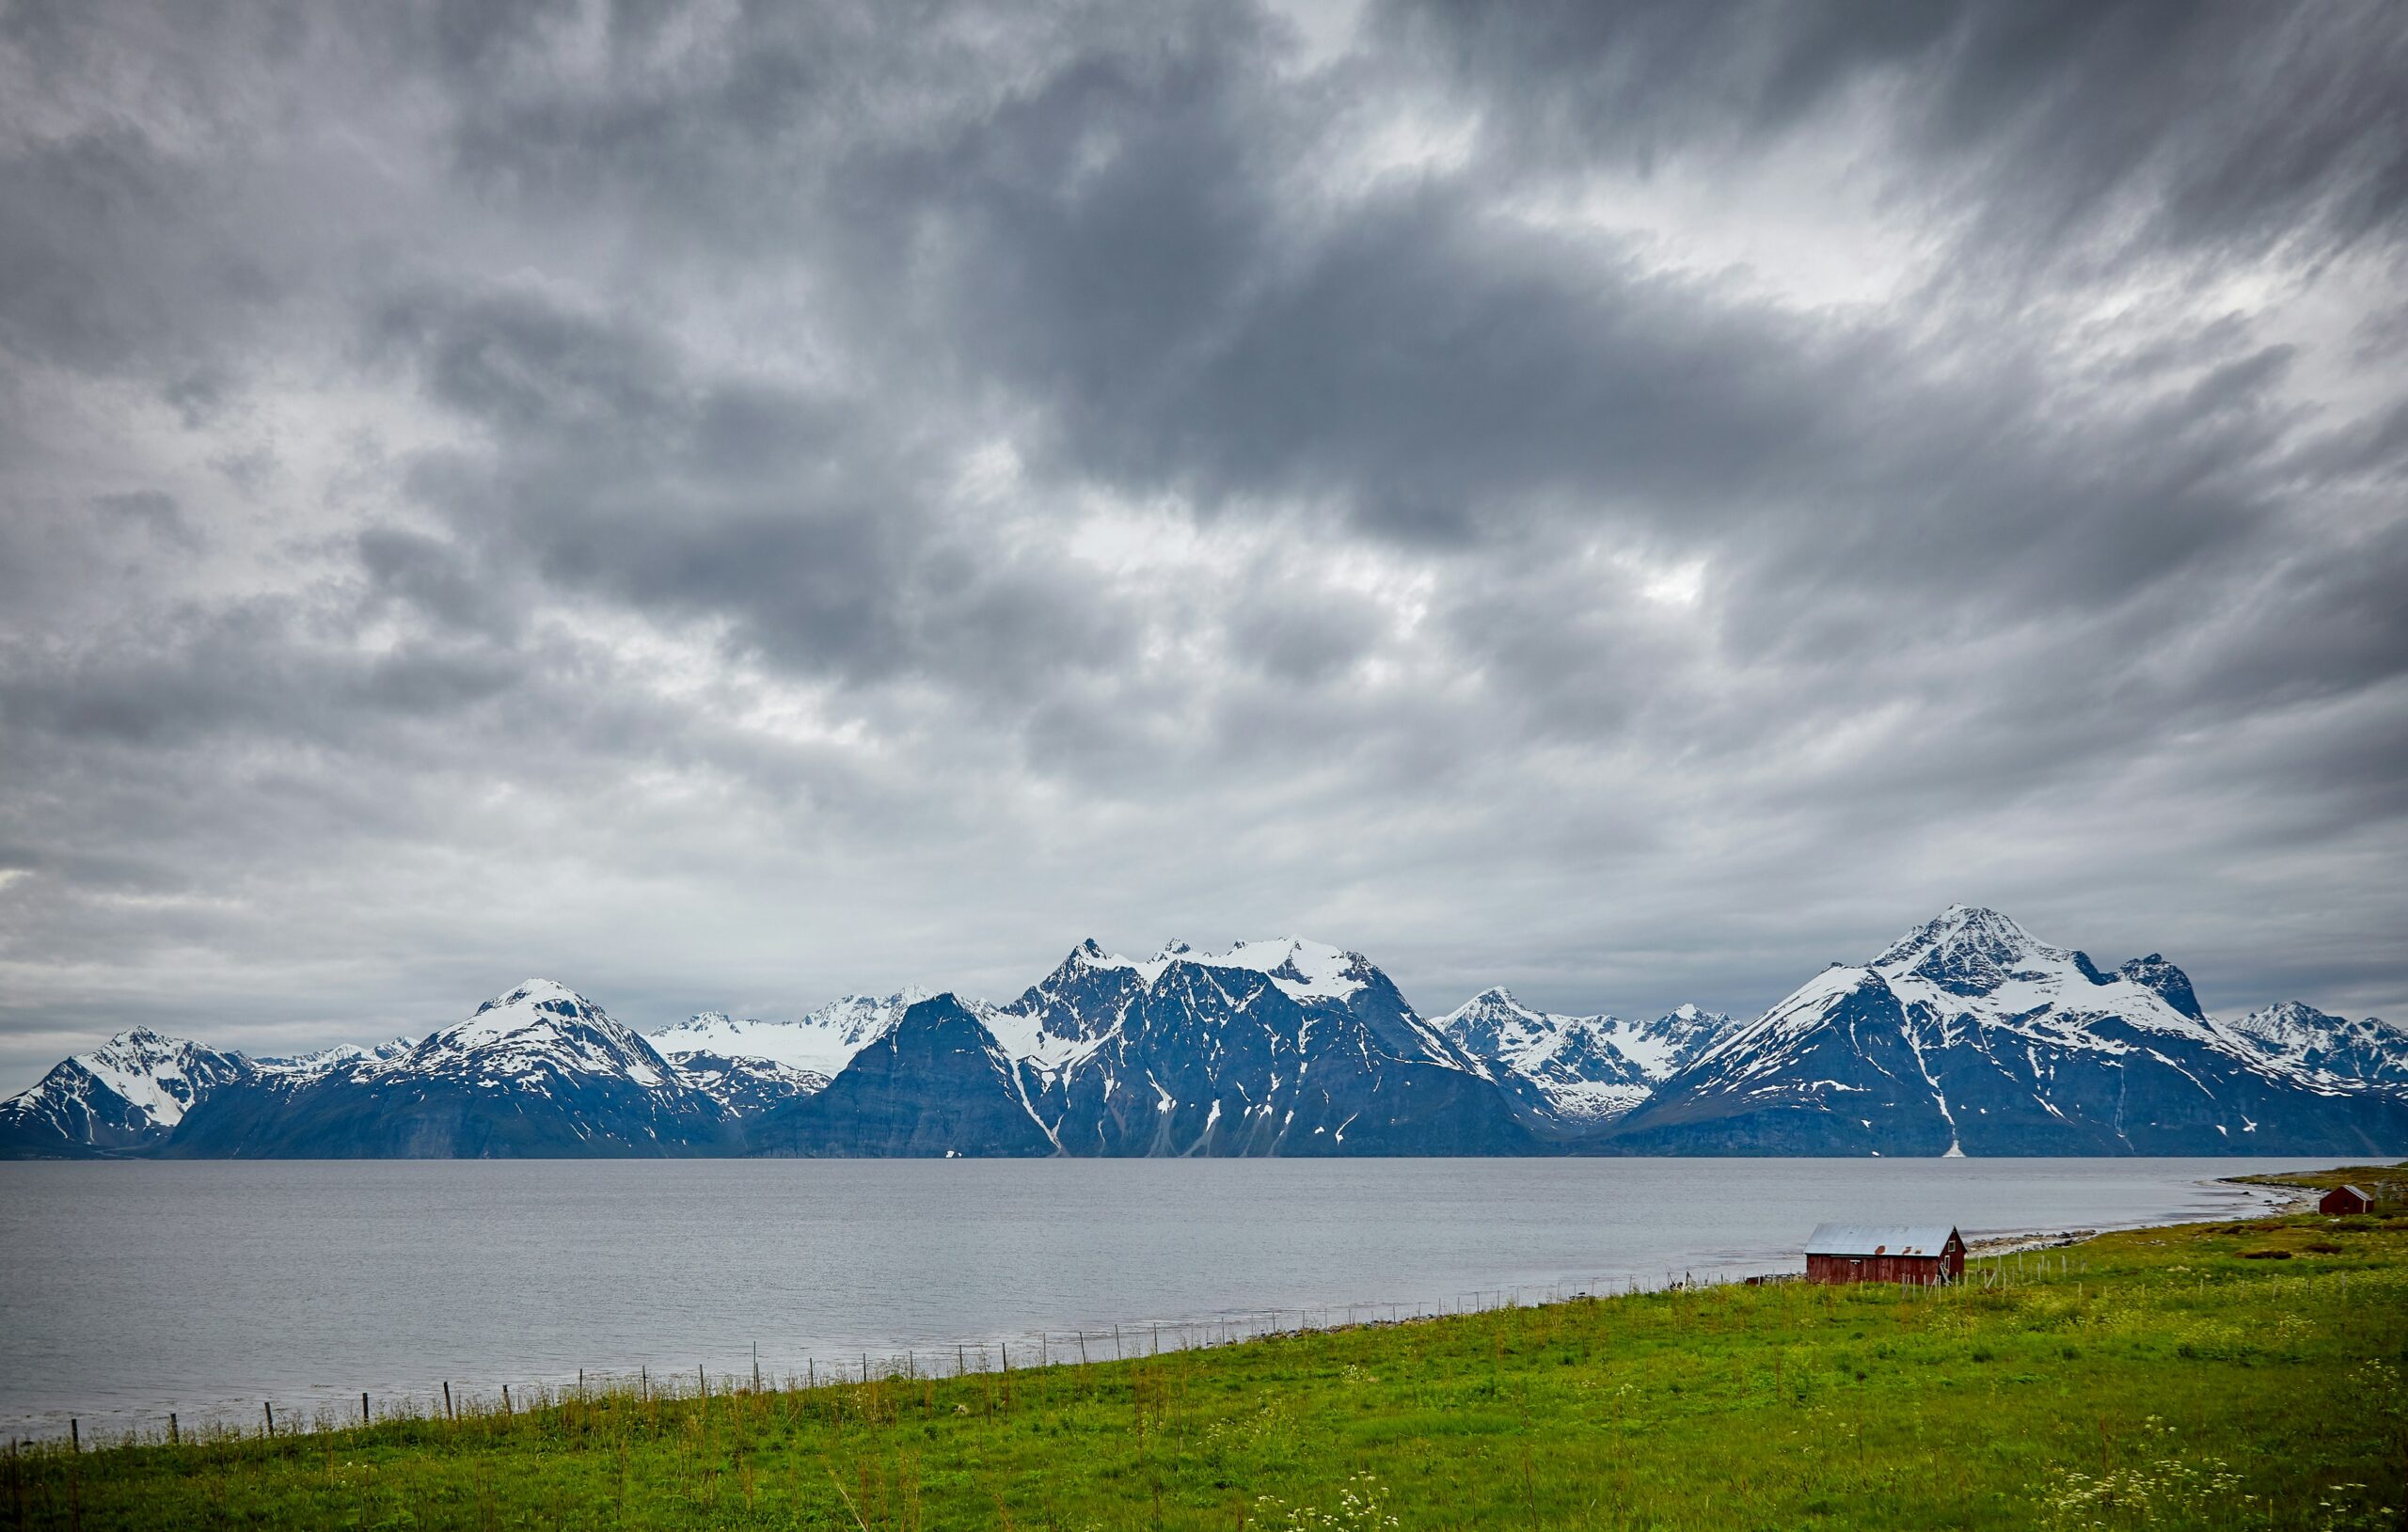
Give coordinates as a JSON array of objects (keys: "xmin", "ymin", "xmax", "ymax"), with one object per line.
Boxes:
[{"xmin": 6, "ymin": 1165, "xmax": 2403, "ymax": 1531}]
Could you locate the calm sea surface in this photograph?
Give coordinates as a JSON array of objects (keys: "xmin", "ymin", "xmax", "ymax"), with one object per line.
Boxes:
[{"xmin": 0, "ymin": 1156, "xmax": 2337, "ymax": 1439}]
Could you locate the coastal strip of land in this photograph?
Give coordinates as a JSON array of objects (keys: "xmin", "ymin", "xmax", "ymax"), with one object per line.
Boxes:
[{"xmin": 4, "ymin": 1163, "xmax": 2400, "ymax": 1530}]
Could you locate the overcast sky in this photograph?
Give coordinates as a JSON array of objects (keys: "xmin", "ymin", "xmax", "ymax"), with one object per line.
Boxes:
[{"xmin": 3, "ymin": 0, "xmax": 2404, "ymax": 1090}]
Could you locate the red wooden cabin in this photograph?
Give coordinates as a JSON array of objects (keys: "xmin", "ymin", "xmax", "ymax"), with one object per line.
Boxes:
[
  {"xmin": 1804, "ymin": 1223, "xmax": 1965, "ymax": 1286},
  {"xmin": 2319, "ymin": 1185, "xmax": 2372, "ymax": 1215}
]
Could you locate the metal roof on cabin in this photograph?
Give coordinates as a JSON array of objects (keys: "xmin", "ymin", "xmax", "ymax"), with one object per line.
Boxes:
[
  {"xmin": 1803, "ymin": 1223, "xmax": 1961, "ymax": 1256},
  {"xmin": 2336, "ymin": 1185, "xmax": 2370, "ymax": 1198}
]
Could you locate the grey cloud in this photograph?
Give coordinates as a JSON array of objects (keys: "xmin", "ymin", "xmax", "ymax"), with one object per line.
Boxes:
[
  {"xmin": 92, "ymin": 491, "xmax": 201, "ymax": 548},
  {"xmin": 1223, "ymin": 585, "xmax": 1383, "ymax": 686},
  {"xmin": 1, "ymin": 0, "xmax": 2404, "ymax": 1088},
  {"xmin": 357, "ymin": 527, "xmax": 521, "ymax": 640},
  {"xmin": 1383, "ymin": 1, "xmax": 2408, "ymax": 273}
]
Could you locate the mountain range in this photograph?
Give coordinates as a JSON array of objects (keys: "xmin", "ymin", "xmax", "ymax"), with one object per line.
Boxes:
[{"xmin": 5, "ymin": 908, "xmax": 2402, "ymax": 1159}]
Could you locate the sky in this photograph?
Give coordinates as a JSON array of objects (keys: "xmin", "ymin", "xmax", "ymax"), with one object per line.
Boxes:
[{"xmin": 3, "ymin": 0, "xmax": 2405, "ymax": 1091}]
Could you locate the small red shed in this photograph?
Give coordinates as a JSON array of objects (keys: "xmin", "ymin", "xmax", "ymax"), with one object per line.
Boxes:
[
  {"xmin": 2319, "ymin": 1185, "xmax": 2372, "ymax": 1215},
  {"xmin": 1804, "ymin": 1223, "xmax": 1966, "ymax": 1286}
]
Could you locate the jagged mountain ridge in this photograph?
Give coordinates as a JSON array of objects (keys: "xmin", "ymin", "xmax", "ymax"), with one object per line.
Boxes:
[
  {"xmin": 165, "ymin": 981, "xmax": 736, "ymax": 1158},
  {"xmin": 1432, "ymin": 990, "xmax": 1733, "ymax": 1131},
  {"xmin": 254, "ymin": 1038, "xmax": 420, "ymax": 1082},
  {"xmin": 5, "ymin": 912, "xmax": 2401, "ymax": 1157},
  {"xmin": 0, "ymin": 1028, "xmax": 256, "ymax": 1156},
  {"xmin": 995, "ymin": 938, "xmax": 1529, "ymax": 1157},
  {"xmin": 1599, "ymin": 906, "xmax": 2408, "ymax": 1155},
  {"xmin": 2222, "ymin": 1002, "xmax": 2408, "ymax": 1090},
  {"xmin": 749, "ymin": 938, "xmax": 1535, "ymax": 1157}
]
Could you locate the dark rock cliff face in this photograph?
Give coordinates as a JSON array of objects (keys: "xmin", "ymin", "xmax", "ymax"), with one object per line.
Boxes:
[
  {"xmin": 2117, "ymin": 954, "xmax": 2206, "ymax": 1020},
  {"xmin": 1000, "ymin": 946, "xmax": 1535, "ymax": 1157},
  {"xmin": 166, "ymin": 1067, "xmax": 733, "ymax": 1159},
  {"xmin": 747, "ymin": 950, "xmax": 1536, "ymax": 1158},
  {"xmin": 745, "ymin": 997, "xmax": 1053, "ymax": 1158}
]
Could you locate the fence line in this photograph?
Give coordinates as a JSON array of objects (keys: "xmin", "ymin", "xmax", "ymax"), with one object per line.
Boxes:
[{"xmin": 8, "ymin": 1252, "xmax": 2098, "ymax": 1454}]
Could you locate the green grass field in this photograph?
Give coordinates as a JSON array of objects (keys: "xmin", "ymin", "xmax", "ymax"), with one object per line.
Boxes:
[{"xmin": 8, "ymin": 1165, "xmax": 2403, "ymax": 1531}]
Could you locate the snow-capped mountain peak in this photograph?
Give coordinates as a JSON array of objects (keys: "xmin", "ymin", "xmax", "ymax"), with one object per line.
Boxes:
[
  {"xmin": 2116, "ymin": 953, "xmax": 2205, "ymax": 1019},
  {"xmin": 1433, "ymin": 989, "xmax": 1734, "ymax": 1131},
  {"xmin": 2230, "ymin": 1000, "xmax": 2342, "ymax": 1050},
  {"xmin": 1870, "ymin": 905, "xmax": 2077, "ymax": 994},
  {"xmin": 1185, "ymin": 937, "xmax": 1377, "ymax": 1003},
  {"xmin": 1437, "ymin": 987, "xmax": 1590, "ymax": 1059},
  {"xmin": 0, "ymin": 1026, "xmax": 256, "ymax": 1154},
  {"xmin": 466, "ymin": 978, "xmax": 597, "ymax": 1028},
  {"xmin": 404, "ymin": 980, "xmax": 672, "ymax": 1085},
  {"xmin": 2223, "ymin": 1002, "xmax": 2408, "ymax": 1089},
  {"xmin": 1064, "ymin": 935, "xmax": 1382, "ymax": 1003},
  {"xmin": 59, "ymin": 1027, "xmax": 226, "ymax": 1128},
  {"xmin": 1608, "ymin": 904, "xmax": 2408, "ymax": 1156},
  {"xmin": 1851, "ymin": 906, "xmax": 2223, "ymax": 1048}
]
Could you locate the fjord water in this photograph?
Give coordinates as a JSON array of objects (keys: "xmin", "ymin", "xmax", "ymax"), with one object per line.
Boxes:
[{"xmin": 0, "ymin": 1156, "xmax": 2334, "ymax": 1439}]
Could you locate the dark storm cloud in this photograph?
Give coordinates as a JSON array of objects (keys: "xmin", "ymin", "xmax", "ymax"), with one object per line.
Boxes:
[{"xmin": 2, "ymin": 0, "xmax": 2404, "ymax": 1087}]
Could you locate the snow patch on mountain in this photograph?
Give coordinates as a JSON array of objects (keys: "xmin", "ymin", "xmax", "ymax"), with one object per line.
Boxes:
[
  {"xmin": 1070, "ymin": 937, "xmax": 1380, "ymax": 1005},
  {"xmin": 1615, "ymin": 903, "xmax": 2408, "ymax": 1154},
  {"xmin": 2224, "ymin": 1002, "xmax": 2408, "ymax": 1089},
  {"xmin": 1869, "ymin": 905, "xmax": 2217, "ymax": 1051},
  {"xmin": 62, "ymin": 1030, "xmax": 231, "ymax": 1129},
  {"xmin": 389, "ymin": 980, "xmax": 677, "ymax": 1089},
  {"xmin": 0, "ymin": 1028, "xmax": 256, "ymax": 1152},
  {"xmin": 648, "ymin": 989, "xmax": 935, "ymax": 1079},
  {"xmin": 1594, "ymin": 1003, "xmax": 1735, "ymax": 1082},
  {"xmin": 255, "ymin": 1038, "xmax": 417, "ymax": 1082},
  {"xmin": 665, "ymin": 1051, "xmax": 832, "ymax": 1114},
  {"xmin": 1432, "ymin": 989, "xmax": 1732, "ymax": 1127},
  {"xmin": 16, "ymin": 1029, "xmax": 246, "ymax": 1131}
]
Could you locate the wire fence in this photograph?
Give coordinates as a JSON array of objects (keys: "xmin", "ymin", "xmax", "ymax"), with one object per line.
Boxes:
[{"xmin": 12, "ymin": 1252, "xmax": 2129, "ymax": 1454}]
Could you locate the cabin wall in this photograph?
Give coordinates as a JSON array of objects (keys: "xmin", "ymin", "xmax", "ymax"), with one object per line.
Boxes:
[{"xmin": 1805, "ymin": 1252, "xmax": 1957, "ymax": 1286}]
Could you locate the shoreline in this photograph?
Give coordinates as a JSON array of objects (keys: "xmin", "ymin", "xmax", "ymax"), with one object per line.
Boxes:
[{"xmin": 4, "ymin": 1157, "xmax": 2384, "ymax": 1446}]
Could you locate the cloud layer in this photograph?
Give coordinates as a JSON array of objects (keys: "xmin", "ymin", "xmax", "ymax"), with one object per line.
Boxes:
[{"xmin": 4, "ymin": 0, "xmax": 2404, "ymax": 1086}]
